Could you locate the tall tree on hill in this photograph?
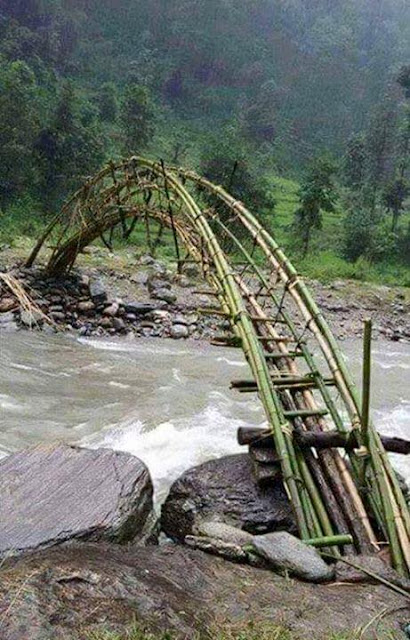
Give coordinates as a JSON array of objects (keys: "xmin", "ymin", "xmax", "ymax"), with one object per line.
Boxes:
[
  {"xmin": 36, "ymin": 82, "xmax": 103, "ymax": 212},
  {"xmin": 0, "ymin": 58, "xmax": 39, "ymax": 208},
  {"xmin": 382, "ymin": 177, "xmax": 408, "ymax": 232},
  {"xmin": 364, "ymin": 104, "xmax": 398, "ymax": 210},
  {"xmin": 120, "ymin": 84, "xmax": 155, "ymax": 155},
  {"xmin": 293, "ymin": 158, "xmax": 337, "ymax": 257},
  {"xmin": 343, "ymin": 135, "xmax": 366, "ymax": 190}
]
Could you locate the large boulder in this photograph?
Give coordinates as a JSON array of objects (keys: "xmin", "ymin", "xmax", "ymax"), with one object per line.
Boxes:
[
  {"xmin": 0, "ymin": 543, "xmax": 408, "ymax": 640},
  {"xmin": 161, "ymin": 454, "xmax": 296, "ymax": 540},
  {"xmin": 0, "ymin": 444, "xmax": 154, "ymax": 558}
]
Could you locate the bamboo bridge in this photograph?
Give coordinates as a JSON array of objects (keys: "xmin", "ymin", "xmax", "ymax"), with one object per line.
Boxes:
[{"xmin": 26, "ymin": 156, "xmax": 410, "ymax": 576}]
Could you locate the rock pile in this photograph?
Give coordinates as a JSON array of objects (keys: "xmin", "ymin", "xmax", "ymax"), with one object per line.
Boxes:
[{"xmin": 0, "ymin": 262, "xmax": 224, "ymax": 340}]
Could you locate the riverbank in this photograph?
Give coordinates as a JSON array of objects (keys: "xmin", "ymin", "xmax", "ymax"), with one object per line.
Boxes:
[
  {"xmin": 0, "ymin": 244, "xmax": 409, "ymax": 343},
  {"xmin": 1, "ymin": 446, "xmax": 409, "ymax": 640}
]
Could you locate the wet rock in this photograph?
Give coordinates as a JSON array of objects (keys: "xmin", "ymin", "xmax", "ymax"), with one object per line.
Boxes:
[
  {"xmin": 0, "ymin": 297, "xmax": 17, "ymax": 312},
  {"xmin": 161, "ymin": 454, "xmax": 296, "ymax": 541},
  {"xmin": 0, "ymin": 444, "xmax": 154, "ymax": 558},
  {"xmin": 250, "ymin": 532, "xmax": 334, "ymax": 583},
  {"xmin": 170, "ymin": 324, "xmax": 189, "ymax": 339},
  {"xmin": 124, "ymin": 301, "xmax": 157, "ymax": 315},
  {"xmin": 89, "ymin": 279, "xmax": 107, "ymax": 304},
  {"xmin": 153, "ymin": 288, "xmax": 177, "ymax": 304}
]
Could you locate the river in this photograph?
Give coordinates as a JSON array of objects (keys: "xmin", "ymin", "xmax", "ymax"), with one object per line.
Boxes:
[{"xmin": 0, "ymin": 333, "xmax": 409, "ymax": 502}]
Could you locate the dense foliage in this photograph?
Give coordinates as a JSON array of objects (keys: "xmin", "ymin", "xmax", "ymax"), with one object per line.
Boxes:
[{"xmin": 0, "ymin": 0, "xmax": 409, "ymax": 281}]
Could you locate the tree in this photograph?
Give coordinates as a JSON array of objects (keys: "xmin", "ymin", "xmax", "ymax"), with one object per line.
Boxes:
[
  {"xmin": 200, "ymin": 129, "xmax": 274, "ymax": 213},
  {"xmin": 343, "ymin": 208, "xmax": 376, "ymax": 263},
  {"xmin": 397, "ymin": 65, "xmax": 410, "ymax": 100},
  {"xmin": 0, "ymin": 58, "xmax": 39, "ymax": 208},
  {"xmin": 343, "ymin": 135, "xmax": 366, "ymax": 189},
  {"xmin": 120, "ymin": 84, "xmax": 155, "ymax": 155},
  {"xmin": 241, "ymin": 81, "xmax": 279, "ymax": 143},
  {"xmin": 36, "ymin": 82, "xmax": 104, "ymax": 211},
  {"xmin": 382, "ymin": 178, "xmax": 408, "ymax": 232},
  {"xmin": 292, "ymin": 158, "xmax": 337, "ymax": 257},
  {"xmin": 364, "ymin": 104, "xmax": 398, "ymax": 209},
  {"xmin": 96, "ymin": 83, "xmax": 118, "ymax": 122}
]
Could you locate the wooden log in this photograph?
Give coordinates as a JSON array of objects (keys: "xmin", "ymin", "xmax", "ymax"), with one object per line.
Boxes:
[{"xmin": 238, "ymin": 427, "xmax": 410, "ymax": 455}]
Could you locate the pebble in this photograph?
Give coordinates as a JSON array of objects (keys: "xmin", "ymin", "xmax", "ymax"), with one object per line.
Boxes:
[
  {"xmin": 171, "ymin": 324, "xmax": 189, "ymax": 339},
  {"xmin": 78, "ymin": 301, "xmax": 95, "ymax": 313},
  {"xmin": 103, "ymin": 302, "xmax": 119, "ymax": 317},
  {"xmin": 0, "ymin": 297, "xmax": 17, "ymax": 312}
]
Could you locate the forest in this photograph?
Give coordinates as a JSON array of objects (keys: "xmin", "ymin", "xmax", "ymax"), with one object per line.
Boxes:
[{"xmin": 1, "ymin": 0, "xmax": 410, "ymax": 284}]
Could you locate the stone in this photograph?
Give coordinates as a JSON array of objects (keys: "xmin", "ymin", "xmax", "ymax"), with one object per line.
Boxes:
[
  {"xmin": 250, "ymin": 532, "xmax": 334, "ymax": 583},
  {"xmin": 1, "ymin": 544, "xmax": 407, "ymax": 640},
  {"xmin": 113, "ymin": 317, "xmax": 126, "ymax": 332},
  {"xmin": 77, "ymin": 300, "xmax": 95, "ymax": 313},
  {"xmin": 103, "ymin": 302, "xmax": 119, "ymax": 317},
  {"xmin": 0, "ymin": 311, "xmax": 16, "ymax": 331},
  {"xmin": 98, "ymin": 317, "xmax": 112, "ymax": 328},
  {"xmin": 170, "ymin": 324, "xmax": 189, "ymax": 339},
  {"xmin": 0, "ymin": 444, "xmax": 154, "ymax": 558},
  {"xmin": 153, "ymin": 288, "xmax": 177, "ymax": 304},
  {"xmin": 0, "ymin": 297, "xmax": 17, "ymax": 312},
  {"xmin": 124, "ymin": 302, "xmax": 156, "ymax": 315},
  {"xmin": 89, "ymin": 278, "xmax": 107, "ymax": 304},
  {"xmin": 335, "ymin": 554, "xmax": 410, "ymax": 591},
  {"xmin": 138, "ymin": 254, "xmax": 155, "ymax": 266},
  {"xmin": 20, "ymin": 309, "xmax": 43, "ymax": 327},
  {"xmin": 194, "ymin": 521, "xmax": 254, "ymax": 547},
  {"xmin": 147, "ymin": 278, "xmax": 171, "ymax": 293},
  {"xmin": 152, "ymin": 309, "xmax": 170, "ymax": 321},
  {"xmin": 185, "ymin": 535, "xmax": 249, "ymax": 563},
  {"xmin": 50, "ymin": 311, "xmax": 65, "ymax": 321},
  {"xmin": 81, "ymin": 246, "xmax": 100, "ymax": 255},
  {"xmin": 173, "ymin": 274, "xmax": 191, "ymax": 288},
  {"xmin": 173, "ymin": 314, "xmax": 188, "ymax": 325},
  {"xmin": 161, "ymin": 454, "xmax": 296, "ymax": 541}
]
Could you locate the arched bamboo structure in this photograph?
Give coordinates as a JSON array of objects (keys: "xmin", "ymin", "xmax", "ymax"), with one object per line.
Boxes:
[{"xmin": 27, "ymin": 156, "xmax": 410, "ymax": 575}]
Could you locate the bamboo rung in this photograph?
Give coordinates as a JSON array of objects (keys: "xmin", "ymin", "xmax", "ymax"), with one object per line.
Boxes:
[
  {"xmin": 305, "ymin": 535, "xmax": 353, "ymax": 548},
  {"xmin": 284, "ymin": 409, "xmax": 328, "ymax": 419},
  {"xmin": 264, "ymin": 351, "xmax": 304, "ymax": 359}
]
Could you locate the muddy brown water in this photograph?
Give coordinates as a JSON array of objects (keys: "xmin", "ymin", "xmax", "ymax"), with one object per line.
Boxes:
[{"xmin": 0, "ymin": 332, "xmax": 409, "ymax": 502}]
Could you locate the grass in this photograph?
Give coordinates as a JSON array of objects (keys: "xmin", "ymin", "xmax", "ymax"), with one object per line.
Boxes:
[{"xmin": 83, "ymin": 620, "xmax": 401, "ymax": 640}]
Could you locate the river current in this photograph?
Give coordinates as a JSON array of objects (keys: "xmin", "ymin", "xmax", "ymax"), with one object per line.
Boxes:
[{"xmin": 0, "ymin": 333, "xmax": 409, "ymax": 502}]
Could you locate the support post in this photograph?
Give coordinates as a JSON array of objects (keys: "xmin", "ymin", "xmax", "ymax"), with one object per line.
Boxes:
[{"xmin": 361, "ymin": 319, "xmax": 372, "ymax": 446}]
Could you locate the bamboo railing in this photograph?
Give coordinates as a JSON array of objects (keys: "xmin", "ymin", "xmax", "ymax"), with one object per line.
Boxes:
[{"xmin": 26, "ymin": 156, "xmax": 410, "ymax": 575}]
